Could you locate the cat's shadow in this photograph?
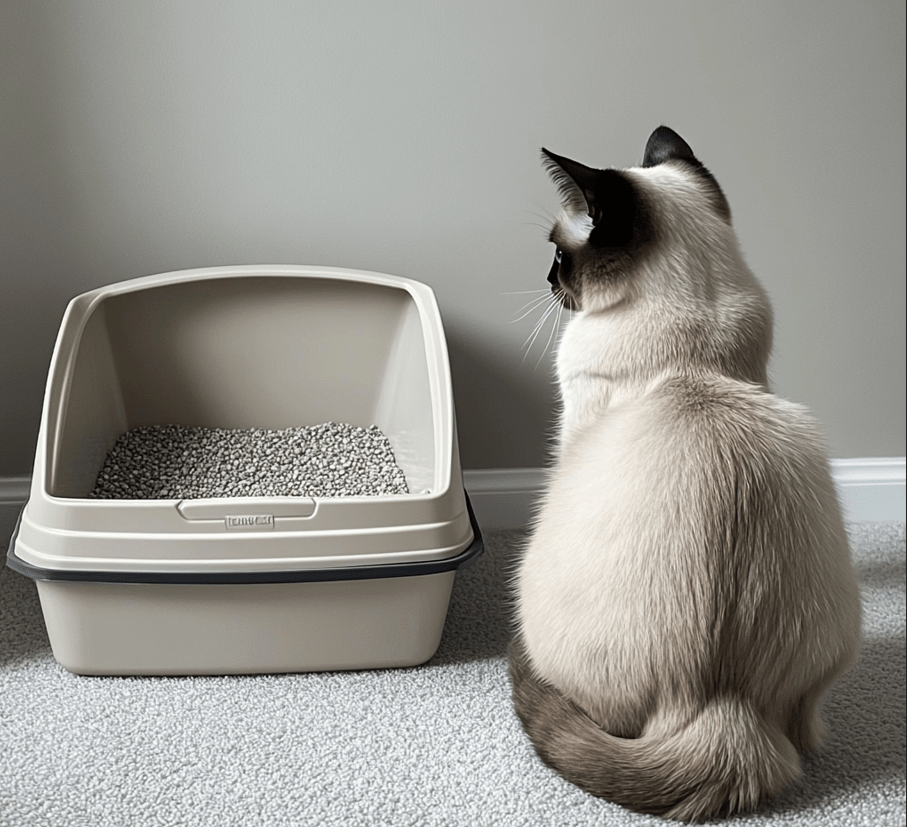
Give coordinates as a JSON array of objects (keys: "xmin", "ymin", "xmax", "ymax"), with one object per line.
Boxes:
[{"xmin": 748, "ymin": 633, "xmax": 906, "ymax": 819}]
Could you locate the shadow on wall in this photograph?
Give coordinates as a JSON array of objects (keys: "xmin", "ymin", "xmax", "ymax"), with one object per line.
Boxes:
[
  {"xmin": 445, "ymin": 328, "xmax": 554, "ymax": 471},
  {"xmin": 0, "ymin": 291, "xmax": 69, "ymax": 477}
]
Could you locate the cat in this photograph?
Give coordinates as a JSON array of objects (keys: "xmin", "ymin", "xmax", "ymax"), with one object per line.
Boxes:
[{"xmin": 510, "ymin": 126, "xmax": 862, "ymax": 821}]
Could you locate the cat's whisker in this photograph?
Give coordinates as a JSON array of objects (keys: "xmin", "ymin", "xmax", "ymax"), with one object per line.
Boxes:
[
  {"xmin": 520, "ymin": 204, "xmax": 558, "ymax": 235},
  {"xmin": 502, "ymin": 289, "xmax": 550, "ymax": 315},
  {"xmin": 527, "ymin": 293, "xmax": 559, "ymax": 338},
  {"xmin": 526, "ymin": 201, "xmax": 557, "ymax": 228},
  {"xmin": 528, "ymin": 292, "xmax": 561, "ymax": 338},
  {"xmin": 546, "ymin": 297, "xmax": 566, "ymax": 360},
  {"xmin": 512, "ymin": 291, "xmax": 552, "ymax": 307},
  {"xmin": 520, "ymin": 221, "xmax": 555, "ymax": 232},
  {"xmin": 511, "ymin": 291, "xmax": 557, "ymax": 323},
  {"xmin": 535, "ymin": 292, "xmax": 567, "ymax": 369},
  {"xmin": 520, "ymin": 308, "xmax": 551, "ymax": 362},
  {"xmin": 521, "ymin": 294, "xmax": 561, "ymax": 364}
]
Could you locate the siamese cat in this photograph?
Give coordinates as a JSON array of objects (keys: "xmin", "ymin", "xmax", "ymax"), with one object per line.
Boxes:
[{"xmin": 510, "ymin": 126, "xmax": 861, "ymax": 820}]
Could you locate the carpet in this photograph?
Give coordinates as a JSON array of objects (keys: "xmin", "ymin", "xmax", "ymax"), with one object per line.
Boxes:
[{"xmin": 1, "ymin": 523, "xmax": 904, "ymax": 827}]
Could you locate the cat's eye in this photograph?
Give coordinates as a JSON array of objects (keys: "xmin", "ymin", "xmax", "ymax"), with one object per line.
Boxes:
[{"xmin": 548, "ymin": 248, "xmax": 563, "ymax": 287}]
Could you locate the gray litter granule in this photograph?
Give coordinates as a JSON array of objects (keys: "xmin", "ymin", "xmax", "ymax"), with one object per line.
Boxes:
[{"xmin": 89, "ymin": 422, "xmax": 409, "ymax": 499}]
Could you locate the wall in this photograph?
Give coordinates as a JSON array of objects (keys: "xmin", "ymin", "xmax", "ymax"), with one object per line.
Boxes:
[{"xmin": 1, "ymin": 0, "xmax": 904, "ymax": 477}]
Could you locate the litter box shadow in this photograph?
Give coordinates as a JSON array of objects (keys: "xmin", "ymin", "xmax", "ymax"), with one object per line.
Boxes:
[
  {"xmin": 445, "ymin": 330, "xmax": 553, "ymax": 470},
  {"xmin": 0, "ymin": 566, "xmax": 53, "ymax": 667},
  {"xmin": 429, "ymin": 528, "xmax": 526, "ymax": 666}
]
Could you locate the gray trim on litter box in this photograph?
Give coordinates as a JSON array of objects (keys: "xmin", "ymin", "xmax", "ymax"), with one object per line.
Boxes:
[{"xmin": 5, "ymin": 494, "xmax": 483, "ymax": 585}]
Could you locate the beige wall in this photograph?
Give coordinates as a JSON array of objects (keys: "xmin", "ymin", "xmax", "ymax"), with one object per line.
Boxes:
[{"xmin": 1, "ymin": 0, "xmax": 904, "ymax": 475}]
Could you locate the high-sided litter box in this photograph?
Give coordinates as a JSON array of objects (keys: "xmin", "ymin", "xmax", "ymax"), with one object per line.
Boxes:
[{"xmin": 7, "ymin": 265, "xmax": 482, "ymax": 675}]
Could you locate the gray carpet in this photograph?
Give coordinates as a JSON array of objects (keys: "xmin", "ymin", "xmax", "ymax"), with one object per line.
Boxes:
[{"xmin": 1, "ymin": 524, "xmax": 904, "ymax": 827}]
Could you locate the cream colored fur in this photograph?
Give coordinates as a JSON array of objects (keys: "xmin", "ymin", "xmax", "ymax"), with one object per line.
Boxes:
[{"xmin": 512, "ymin": 155, "xmax": 862, "ymax": 820}]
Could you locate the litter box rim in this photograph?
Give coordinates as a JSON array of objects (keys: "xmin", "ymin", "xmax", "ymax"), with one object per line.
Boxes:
[{"xmin": 6, "ymin": 493, "xmax": 483, "ymax": 585}]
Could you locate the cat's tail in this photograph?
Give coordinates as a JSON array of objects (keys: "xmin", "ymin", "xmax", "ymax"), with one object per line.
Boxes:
[{"xmin": 509, "ymin": 638, "xmax": 801, "ymax": 822}]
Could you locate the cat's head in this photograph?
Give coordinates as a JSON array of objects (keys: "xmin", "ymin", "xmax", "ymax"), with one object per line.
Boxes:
[{"xmin": 542, "ymin": 126, "xmax": 735, "ymax": 314}]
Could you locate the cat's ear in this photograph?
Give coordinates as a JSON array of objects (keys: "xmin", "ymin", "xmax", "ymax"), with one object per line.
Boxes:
[
  {"xmin": 543, "ymin": 149, "xmax": 638, "ymax": 246},
  {"xmin": 542, "ymin": 149, "xmax": 627, "ymax": 228},
  {"xmin": 541, "ymin": 149, "xmax": 601, "ymax": 217},
  {"xmin": 643, "ymin": 126, "xmax": 732, "ymax": 220},
  {"xmin": 642, "ymin": 126, "xmax": 698, "ymax": 168}
]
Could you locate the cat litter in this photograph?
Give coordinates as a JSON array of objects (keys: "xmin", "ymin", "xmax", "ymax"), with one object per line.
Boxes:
[
  {"xmin": 8, "ymin": 266, "xmax": 482, "ymax": 676},
  {"xmin": 89, "ymin": 422, "xmax": 409, "ymax": 500}
]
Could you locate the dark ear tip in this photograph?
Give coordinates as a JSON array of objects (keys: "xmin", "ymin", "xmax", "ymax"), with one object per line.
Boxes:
[
  {"xmin": 642, "ymin": 125, "xmax": 696, "ymax": 168},
  {"xmin": 649, "ymin": 125, "xmax": 678, "ymax": 141},
  {"xmin": 541, "ymin": 148, "xmax": 569, "ymax": 174}
]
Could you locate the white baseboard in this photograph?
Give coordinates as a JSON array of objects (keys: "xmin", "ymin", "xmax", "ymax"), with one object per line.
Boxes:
[
  {"xmin": 2, "ymin": 461, "xmax": 904, "ymax": 548},
  {"xmin": 464, "ymin": 458, "xmax": 907, "ymax": 530}
]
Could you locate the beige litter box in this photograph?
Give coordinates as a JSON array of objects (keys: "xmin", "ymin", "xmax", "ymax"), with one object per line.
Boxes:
[{"xmin": 7, "ymin": 265, "xmax": 482, "ymax": 675}]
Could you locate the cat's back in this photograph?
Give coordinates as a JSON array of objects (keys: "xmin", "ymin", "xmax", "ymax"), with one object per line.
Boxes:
[
  {"xmin": 636, "ymin": 372, "xmax": 828, "ymax": 470},
  {"xmin": 534, "ymin": 370, "xmax": 853, "ymax": 599},
  {"xmin": 557, "ymin": 372, "xmax": 842, "ymax": 529}
]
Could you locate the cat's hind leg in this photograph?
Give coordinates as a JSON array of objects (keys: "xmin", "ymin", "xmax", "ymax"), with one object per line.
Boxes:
[
  {"xmin": 785, "ymin": 692, "xmax": 826, "ymax": 754},
  {"xmin": 785, "ymin": 636, "xmax": 860, "ymax": 755},
  {"xmin": 784, "ymin": 668, "xmax": 843, "ymax": 755}
]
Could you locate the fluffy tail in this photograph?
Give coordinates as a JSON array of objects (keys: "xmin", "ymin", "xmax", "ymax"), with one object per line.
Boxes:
[{"xmin": 509, "ymin": 639, "xmax": 801, "ymax": 821}]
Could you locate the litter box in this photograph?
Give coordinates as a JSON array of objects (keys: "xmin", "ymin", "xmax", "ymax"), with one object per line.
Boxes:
[{"xmin": 7, "ymin": 265, "xmax": 483, "ymax": 675}]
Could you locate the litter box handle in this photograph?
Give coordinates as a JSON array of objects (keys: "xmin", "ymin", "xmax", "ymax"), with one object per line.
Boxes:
[{"xmin": 176, "ymin": 498, "xmax": 317, "ymax": 526}]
